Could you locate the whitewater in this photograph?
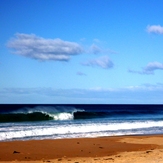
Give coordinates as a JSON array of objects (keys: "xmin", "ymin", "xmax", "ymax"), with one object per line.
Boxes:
[{"xmin": 0, "ymin": 104, "xmax": 163, "ymax": 141}]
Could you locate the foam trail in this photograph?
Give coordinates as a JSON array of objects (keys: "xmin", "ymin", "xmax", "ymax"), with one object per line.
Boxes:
[{"xmin": 1, "ymin": 120, "xmax": 163, "ymax": 141}]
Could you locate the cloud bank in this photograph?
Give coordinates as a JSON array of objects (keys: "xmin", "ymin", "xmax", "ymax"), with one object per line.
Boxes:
[
  {"xmin": 129, "ymin": 61, "xmax": 163, "ymax": 75},
  {"xmin": 1, "ymin": 84, "xmax": 163, "ymax": 104},
  {"xmin": 82, "ymin": 56, "xmax": 114, "ymax": 69},
  {"xmin": 7, "ymin": 33, "xmax": 83, "ymax": 61},
  {"xmin": 147, "ymin": 25, "xmax": 163, "ymax": 34}
]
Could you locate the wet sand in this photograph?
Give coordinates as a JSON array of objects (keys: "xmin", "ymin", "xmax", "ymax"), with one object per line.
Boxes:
[{"xmin": 0, "ymin": 135, "xmax": 163, "ymax": 163}]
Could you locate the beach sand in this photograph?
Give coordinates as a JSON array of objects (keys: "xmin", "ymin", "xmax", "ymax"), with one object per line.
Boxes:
[{"xmin": 0, "ymin": 135, "xmax": 163, "ymax": 163}]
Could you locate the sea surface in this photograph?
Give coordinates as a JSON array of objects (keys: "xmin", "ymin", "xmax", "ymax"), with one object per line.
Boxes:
[{"xmin": 0, "ymin": 104, "xmax": 163, "ymax": 141}]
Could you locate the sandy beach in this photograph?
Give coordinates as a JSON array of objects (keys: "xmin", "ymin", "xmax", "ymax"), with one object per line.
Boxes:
[{"xmin": 0, "ymin": 135, "xmax": 163, "ymax": 163}]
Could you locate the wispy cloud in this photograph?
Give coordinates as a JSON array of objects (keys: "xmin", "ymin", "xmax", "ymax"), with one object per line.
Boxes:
[
  {"xmin": 7, "ymin": 33, "xmax": 83, "ymax": 61},
  {"xmin": 82, "ymin": 56, "xmax": 114, "ymax": 69},
  {"xmin": 89, "ymin": 44, "xmax": 102, "ymax": 54},
  {"xmin": 93, "ymin": 38, "xmax": 100, "ymax": 43},
  {"xmin": 129, "ymin": 61, "xmax": 163, "ymax": 75},
  {"xmin": 88, "ymin": 44, "xmax": 117, "ymax": 55},
  {"xmin": 76, "ymin": 71, "xmax": 86, "ymax": 76},
  {"xmin": 147, "ymin": 25, "xmax": 163, "ymax": 34}
]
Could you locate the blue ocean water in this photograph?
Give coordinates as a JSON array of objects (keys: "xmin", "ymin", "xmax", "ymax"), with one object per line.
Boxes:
[{"xmin": 0, "ymin": 104, "xmax": 163, "ymax": 141}]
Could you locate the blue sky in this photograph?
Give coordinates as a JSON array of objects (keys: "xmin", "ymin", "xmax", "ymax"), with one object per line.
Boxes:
[{"xmin": 1, "ymin": 0, "xmax": 163, "ymax": 104}]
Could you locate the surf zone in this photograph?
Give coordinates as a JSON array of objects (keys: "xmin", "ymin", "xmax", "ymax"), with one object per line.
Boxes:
[{"xmin": 0, "ymin": 104, "xmax": 163, "ymax": 123}]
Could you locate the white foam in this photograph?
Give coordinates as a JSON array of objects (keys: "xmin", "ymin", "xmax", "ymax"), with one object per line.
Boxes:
[{"xmin": 51, "ymin": 113, "xmax": 74, "ymax": 120}]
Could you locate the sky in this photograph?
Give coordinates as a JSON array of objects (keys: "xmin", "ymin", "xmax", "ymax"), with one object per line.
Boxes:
[{"xmin": 1, "ymin": 0, "xmax": 163, "ymax": 104}]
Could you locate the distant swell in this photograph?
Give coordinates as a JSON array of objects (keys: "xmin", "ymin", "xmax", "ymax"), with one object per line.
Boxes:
[
  {"xmin": 73, "ymin": 111, "xmax": 106, "ymax": 119},
  {"xmin": 73, "ymin": 110, "xmax": 161, "ymax": 119}
]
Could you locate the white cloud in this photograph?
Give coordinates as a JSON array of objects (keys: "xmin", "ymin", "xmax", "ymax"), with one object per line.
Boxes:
[
  {"xmin": 143, "ymin": 62, "xmax": 163, "ymax": 74},
  {"xmin": 129, "ymin": 62, "xmax": 163, "ymax": 75},
  {"xmin": 7, "ymin": 33, "xmax": 83, "ymax": 61},
  {"xmin": 82, "ymin": 56, "xmax": 114, "ymax": 69},
  {"xmin": 147, "ymin": 25, "xmax": 163, "ymax": 34}
]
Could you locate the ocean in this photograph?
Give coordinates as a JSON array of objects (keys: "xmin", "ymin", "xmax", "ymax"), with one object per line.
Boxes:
[{"xmin": 0, "ymin": 104, "xmax": 163, "ymax": 141}]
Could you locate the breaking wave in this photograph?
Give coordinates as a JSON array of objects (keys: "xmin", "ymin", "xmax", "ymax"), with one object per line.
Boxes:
[{"xmin": 0, "ymin": 106, "xmax": 84, "ymax": 122}]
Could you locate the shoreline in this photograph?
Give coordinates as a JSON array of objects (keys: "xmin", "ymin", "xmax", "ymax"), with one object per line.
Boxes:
[{"xmin": 0, "ymin": 134, "xmax": 163, "ymax": 162}]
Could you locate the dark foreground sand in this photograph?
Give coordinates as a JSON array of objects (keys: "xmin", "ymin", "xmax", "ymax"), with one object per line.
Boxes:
[{"xmin": 0, "ymin": 135, "xmax": 163, "ymax": 163}]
